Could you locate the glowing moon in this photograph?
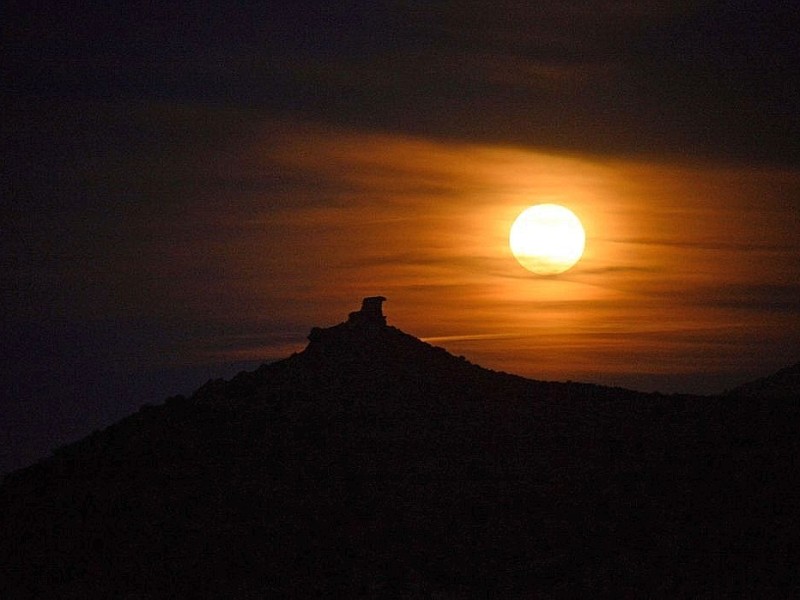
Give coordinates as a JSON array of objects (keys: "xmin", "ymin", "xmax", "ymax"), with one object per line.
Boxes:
[{"xmin": 509, "ymin": 204, "xmax": 586, "ymax": 275}]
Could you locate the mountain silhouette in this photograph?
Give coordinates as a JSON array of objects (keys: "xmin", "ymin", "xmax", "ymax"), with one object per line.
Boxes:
[
  {"xmin": 2, "ymin": 298, "xmax": 799, "ymax": 598},
  {"xmin": 727, "ymin": 361, "xmax": 800, "ymax": 400}
]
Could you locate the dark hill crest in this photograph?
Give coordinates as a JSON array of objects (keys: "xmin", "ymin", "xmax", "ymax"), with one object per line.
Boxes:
[
  {"xmin": 2, "ymin": 298, "xmax": 800, "ymax": 597},
  {"xmin": 727, "ymin": 361, "xmax": 800, "ymax": 400}
]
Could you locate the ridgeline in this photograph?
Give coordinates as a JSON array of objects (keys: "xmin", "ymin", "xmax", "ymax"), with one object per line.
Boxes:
[{"xmin": 2, "ymin": 298, "xmax": 799, "ymax": 597}]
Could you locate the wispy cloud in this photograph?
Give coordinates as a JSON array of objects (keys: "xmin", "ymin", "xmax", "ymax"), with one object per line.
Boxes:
[{"xmin": 5, "ymin": 102, "xmax": 799, "ymax": 393}]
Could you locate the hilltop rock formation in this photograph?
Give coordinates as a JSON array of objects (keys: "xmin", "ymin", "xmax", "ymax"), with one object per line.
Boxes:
[
  {"xmin": 2, "ymin": 299, "xmax": 800, "ymax": 598},
  {"xmin": 347, "ymin": 295, "xmax": 387, "ymax": 325}
]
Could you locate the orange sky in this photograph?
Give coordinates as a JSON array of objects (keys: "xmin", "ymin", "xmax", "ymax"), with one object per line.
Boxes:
[
  {"xmin": 148, "ymin": 118, "xmax": 799, "ymax": 393},
  {"xmin": 5, "ymin": 1, "xmax": 800, "ymax": 474}
]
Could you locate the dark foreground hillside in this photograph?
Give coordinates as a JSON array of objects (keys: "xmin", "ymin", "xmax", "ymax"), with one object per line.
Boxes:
[{"xmin": 2, "ymin": 299, "xmax": 800, "ymax": 598}]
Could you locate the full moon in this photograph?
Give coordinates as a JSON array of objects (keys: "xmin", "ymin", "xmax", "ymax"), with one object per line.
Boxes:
[{"xmin": 509, "ymin": 204, "xmax": 586, "ymax": 275}]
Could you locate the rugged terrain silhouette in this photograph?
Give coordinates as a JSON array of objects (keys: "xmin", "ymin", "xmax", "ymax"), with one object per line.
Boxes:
[{"xmin": 2, "ymin": 298, "xmax": 799, "ymax": 597}]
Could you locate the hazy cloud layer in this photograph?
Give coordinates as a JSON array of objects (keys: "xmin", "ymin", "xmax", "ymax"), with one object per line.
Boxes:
[
  {"xmin": 6, "ymin": 1, "xmax": 800, "ymax": 164},
  {"xmin": 3, "ymin": 1, "xmax": 800, "ymax": 473}
]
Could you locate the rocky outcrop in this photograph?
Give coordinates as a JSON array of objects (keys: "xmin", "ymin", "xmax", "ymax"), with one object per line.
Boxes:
[
  {"xmin": 309, "ymin": 296, "xmax": 388, "ymax": 345},
  {"xmin": 347, "ymin": 295, "xmax": 387, "ymax": 326}
]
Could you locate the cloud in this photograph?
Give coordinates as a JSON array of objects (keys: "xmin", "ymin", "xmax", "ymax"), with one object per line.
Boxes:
[
  {"xmin": 617, "ymin": 238, "xmax": 793, "ymax": 252},
  {"xmin": 676, "ymin": 282, "xmax": 800, "ymax": 314},
  {"xmin": 4, "ymin": 95, "xmax": 799, "ymax": 396},
  {"xmin": 7, "ymin": 1, "xmax": 800, "ymax": 165}
]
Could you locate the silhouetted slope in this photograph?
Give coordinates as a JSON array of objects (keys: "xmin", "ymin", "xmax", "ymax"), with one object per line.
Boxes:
[
  {"xmin": 727, "ymin": 361, "xmax": 800, "ymax": 400},
  {"xmin": 2, "ymin": 302, "xmax": 800, "ymax": 597}
]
